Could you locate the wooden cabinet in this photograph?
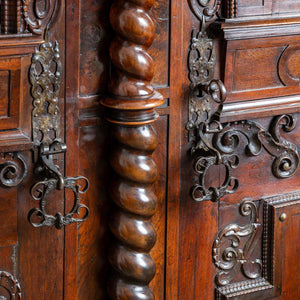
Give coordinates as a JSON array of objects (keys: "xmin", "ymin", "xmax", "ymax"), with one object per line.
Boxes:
[{"xmin": 0, "ymin": 1, "xmax": 299, "ymax": 299}]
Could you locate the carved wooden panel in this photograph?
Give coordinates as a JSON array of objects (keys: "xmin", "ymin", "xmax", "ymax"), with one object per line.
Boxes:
[
  {"xmin": 263, "ymin": 191, "xmax": 300, "ymax": 299},
  {"xmin": 223, "ymin": 0, "xmax": 272, "ymax": 18},
  {"xmin": 273, "ymin": 0, "xmax": 300, "ymax": 13},
  {"xmin": 224, "ymin": 35, "xmax": 300, "ymax": 103},
  {"xmin": 223, "ymin": 0, "xmax": 300, "ymax": 18},
  {"xmin": 214, "ymin": 191, "xmax": 300, "ymax": 299},
  {"xmin": 0, "ymin": 58, "xmax": 21, "ymax": 130}
]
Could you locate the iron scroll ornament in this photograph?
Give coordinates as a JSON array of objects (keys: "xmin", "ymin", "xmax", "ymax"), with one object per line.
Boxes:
[
  {"xmin": 186, "ymin": 4, "xmax": 299, "ymax": 202},
  {"xmin": 28, "ymin": 40, "xmax": 90, "ymax": 229}
]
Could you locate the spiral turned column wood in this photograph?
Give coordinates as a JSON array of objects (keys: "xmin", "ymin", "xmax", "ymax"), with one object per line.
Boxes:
[{"xmin": 101, "ymin": 0, "xmax": 164, "ymax": 299}]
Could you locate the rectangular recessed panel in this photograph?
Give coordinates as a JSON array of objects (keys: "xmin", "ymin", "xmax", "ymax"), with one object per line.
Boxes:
[
  {"xmin": 0, "ymin": 58, "xmax": 21, "ymax": 130},
  {"xmin": 233, "ymin": 46, "xmax": 285, "ymax": 92},
  {"xmin": 0, "ymin": 70, "xmax": 10, "ymax": 118},
  {"xmin": 274, "ymin": 0, "xmax": 300, "ymax": 13}
]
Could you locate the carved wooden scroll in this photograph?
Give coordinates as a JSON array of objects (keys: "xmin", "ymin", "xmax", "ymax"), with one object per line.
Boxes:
[
  {"xmin": 23, "ymin": 0, "xmax": 61, "ymax": 35},
  {"xmin": 101, "ymin": 0, "xmax": 163, "ymax": 299},
  {"xmin": 0, "ymin": 271, "xmax": 22, "ymax": 299},
  {"xmin": 0, "ymin": 1, "xmax": 60, "ymax": 35}
]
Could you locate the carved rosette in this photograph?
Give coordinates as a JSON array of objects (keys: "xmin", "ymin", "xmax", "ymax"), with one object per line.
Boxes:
[
  {"xmin": 101, "ymin": 0, "xmax": 163, "ymax": 299},
  {"xmin": 0, "ymin": 271, "xmax": 22, "ymax": 299}
]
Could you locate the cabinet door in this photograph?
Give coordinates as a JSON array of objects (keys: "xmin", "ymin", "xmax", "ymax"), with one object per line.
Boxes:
[
  {"xmin": 175, "ymin": 2, "xmax": 300, "ymax": 300},
  {"xmin": 0, "ymin": 2, "xmax": 91, "ymax": 299}
]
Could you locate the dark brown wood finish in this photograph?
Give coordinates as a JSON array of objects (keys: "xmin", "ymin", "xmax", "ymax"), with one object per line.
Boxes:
[
  {"xmin": 101, "ymin": 0, "xmax": 164, "ymax": 298},
  {"xmin": 1, "ymin": 1, "xmax": 300, "ymax": 299}
]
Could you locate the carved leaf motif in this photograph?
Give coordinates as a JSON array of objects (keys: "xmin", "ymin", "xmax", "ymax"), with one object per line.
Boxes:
[{"xmin": 213, "ymin": 200, "xmax": 262, "ymax": 286}]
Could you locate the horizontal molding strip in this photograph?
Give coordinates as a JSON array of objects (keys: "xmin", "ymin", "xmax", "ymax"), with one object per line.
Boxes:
[
  {"xmin": 222, "ymin": 95, "xmax": 300, "ymax": 122},
  {"xmin": 220, "ymin": 17, "xmax": 300, "ymax": 40}
]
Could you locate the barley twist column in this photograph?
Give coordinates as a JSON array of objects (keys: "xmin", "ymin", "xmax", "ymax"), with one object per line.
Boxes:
[{"xmin": 101, "ymin": 0, "xmax": 164, "ymax": 299}]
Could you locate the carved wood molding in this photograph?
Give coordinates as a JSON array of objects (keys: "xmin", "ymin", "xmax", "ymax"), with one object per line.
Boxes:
[
  {"xmin": 101, "ymin": 0, "xmax": 163, "ymax": 299},
  {"xmin": 23, "ymin": 0, "xmax": 61, "ymax": 35},
  {"xmin": 278, "ymin": 45, "xmax": 300, "ymax": 86},
  {"xmin": 0, "ymin": 1, "xmax": 60, "ymax": 35},
  {"xmin": 213, "ymin": 200, "xmax": 262, "ymax": 286},
  {"xmin": 0, "ymin": 271, "xmax": 22, "ymax": 300},
  {"xmin": 214, "ymin": 191, "xmax": 300, "ymax": 299}
]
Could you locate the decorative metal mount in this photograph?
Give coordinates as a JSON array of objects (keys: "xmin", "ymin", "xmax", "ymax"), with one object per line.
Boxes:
[
  {"xmin": 187, "ymin": 1, "xmax": 232, "ymax": 202},
  {"xmin": 213, "ymin": 200, "xmax": 262, "ymax": 286},
  {"xmin": 0, "ymin": 271, "xmax": 22, "ymax": 300},
  {"xmin": 186, "ymin": 2, "xmax": 299, "ymax": 203},
  {"xmin": 28, "ymin": 40, "xmax": 89, "ymax": 229}
]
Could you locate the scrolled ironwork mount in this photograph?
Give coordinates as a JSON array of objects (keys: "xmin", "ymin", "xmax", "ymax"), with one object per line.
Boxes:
[
  {"xmin": 186, "ymin": 3, "xmax": 300, "ymax": 203},
  {"xmin": 28, "ymin": 39, "xmax": 89, "ymax": 229}
]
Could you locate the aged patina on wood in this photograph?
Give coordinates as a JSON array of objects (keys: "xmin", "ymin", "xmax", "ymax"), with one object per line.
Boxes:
[{"xmin": 0, "ymin": 0, "xmax": 299, "ymax": 299}]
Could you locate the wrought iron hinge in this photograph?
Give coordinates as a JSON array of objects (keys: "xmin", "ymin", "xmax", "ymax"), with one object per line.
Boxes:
[
  {"xmin": 28, "ymin": 40, "xmax": 89, "ymax": 229},
  {"xmin": 186, "ymin": 2, "xmax": 299, "ymax": 203}
]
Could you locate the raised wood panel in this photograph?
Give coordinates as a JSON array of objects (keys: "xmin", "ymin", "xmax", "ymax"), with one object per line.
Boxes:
[
  {"xmin": 273, "ymin": 0, "xmax": 300, "ymax": 13},
  {"xmin": 263, "ymin": 191, "xmax": 300, "ymax": 299},
  {"xmin": 0, "ymin": 58, "xmax": 21, "ymax": 129},
  {"xmin": 232, "ymin": 46, "xmax": 284, "ymax": 91},
  {"xmin": 224, "ymin": 35, "xmax": 300, "ymax": 105},
  {"xmin": 235, "ymin": 0, "xmax": 272, "ymax": 17},
  {"xmin": 223, "ymin": 0, "xmax": 300, "ymax": 17}
]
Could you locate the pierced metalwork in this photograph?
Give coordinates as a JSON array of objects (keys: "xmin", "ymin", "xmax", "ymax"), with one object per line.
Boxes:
[
  {"xmin": 213, "ymin": 200, "xmax": 262, "ymax": 286},
  {"xmin": 30, "ymin": 40, "xmax": 62, "ymax": 146},
  {"xmin": 0, "ymin": 271, "xmax": 22, "ymax": 300},
  {"xmin": 28, "ymin": 176, "xmax": 89, "ymax": 229},
  {"xmin": 29, "ymin": 40, "xmax": 90, "ymax": 229}
]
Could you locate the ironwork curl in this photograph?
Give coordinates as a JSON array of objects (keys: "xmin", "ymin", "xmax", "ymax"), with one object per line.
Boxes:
[
  {"xmin": 29, "ymin": 40, "xmax": 90, "ymax": 229},
  {"xmin": 0, "ymin": 153, "xmax": 27, "ymax": 187},
  {"xmin": 213, "ymin": 115, "xmax": 299, "ymax": 179},
  {"xmin": 186, "ymin": 2, "xmax": 299, "ymax": 202},
  {"xmin": 28, "ymin": 176, "xmax": 89, "ymax": 229}
]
